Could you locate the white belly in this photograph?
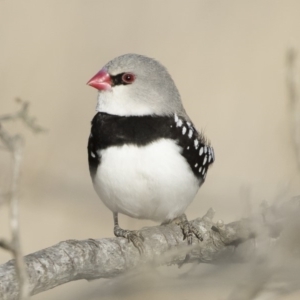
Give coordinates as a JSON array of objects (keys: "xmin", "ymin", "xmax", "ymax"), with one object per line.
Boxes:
[{"xmin": 93, "ymin": 139, "xmax": 200, "ymax": 222}]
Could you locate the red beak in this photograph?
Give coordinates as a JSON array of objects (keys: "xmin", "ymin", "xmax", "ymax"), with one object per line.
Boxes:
[{"xmin": 87, "ymin": 69, "xmax": 112, "ymax": 91}]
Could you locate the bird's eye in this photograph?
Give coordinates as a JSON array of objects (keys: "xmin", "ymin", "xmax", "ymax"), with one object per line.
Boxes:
[{"xmin": 122, "ymin": 73, "xmax": 135, "ymax": 84}]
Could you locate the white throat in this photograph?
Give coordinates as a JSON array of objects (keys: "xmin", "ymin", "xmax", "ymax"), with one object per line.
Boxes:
[{"xmin": 96, "ymin": 86, "xmax": 157, "ymax": 116}]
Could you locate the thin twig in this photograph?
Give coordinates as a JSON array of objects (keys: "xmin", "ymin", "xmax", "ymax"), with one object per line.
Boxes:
[
  {"xmin": 0, "ymin": 98, "xmax": 46, "ymax": 134},
  {"xmin": 0, "ymin": 98, "xmax": 46, "ymax": 300},
  {"xmin": 287, "ymin": 48, "xmax": 300, "ymax": 171},
  {"xmin": 0, "ymin": 129, "xmax": 30, "ymax": 300},
  {"xmin": 9, "ymin": 138, "xmax": 29, "ymax": 300}
]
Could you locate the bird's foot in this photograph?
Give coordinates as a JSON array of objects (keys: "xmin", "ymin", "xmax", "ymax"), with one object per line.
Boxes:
[
  {"xmin": 114, "ymin": 225, "xmax": 145, "ymax": 254},
  {"xmin": 173, "ymin": 214, "xmax": 203, "ymax": 245}
]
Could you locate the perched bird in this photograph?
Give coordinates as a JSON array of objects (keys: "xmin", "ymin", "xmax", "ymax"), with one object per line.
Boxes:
[{"xmin": 87, "ymin": 54, "xmax": 215, "ymax": 252}]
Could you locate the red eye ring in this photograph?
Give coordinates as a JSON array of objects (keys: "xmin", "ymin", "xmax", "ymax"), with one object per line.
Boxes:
[{"xmin": 122, "ymin": 73, "xmax": 135, "ymax": 84}]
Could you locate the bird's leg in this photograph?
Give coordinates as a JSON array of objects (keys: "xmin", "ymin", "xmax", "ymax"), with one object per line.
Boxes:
[
  {"xmin": 173, "ymin": 214, "xmax": 203, "ymax": 245},
  {"xmin": 113, "ymin": 212, "xmax": 145, "ymax": 254}
]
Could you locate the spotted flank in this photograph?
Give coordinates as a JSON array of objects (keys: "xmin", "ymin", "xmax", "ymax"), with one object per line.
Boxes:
[{"xmin": 172, "ymin": 113, "xmax": 215, "ymax": 182}]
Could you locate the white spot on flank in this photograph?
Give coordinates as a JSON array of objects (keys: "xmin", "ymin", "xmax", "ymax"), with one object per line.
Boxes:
[
  {"xmin": 176, "ymin": 119, "xmax": 183, "ymax": 127},
  {"xmin": 203, "ymin": 172, "xmax": 207, "ymax": 180},
  {"xmin": 202, "ymin": 168, "xmax": 206, "ymax": 175},
  {"xmin": 211, "ymin": 148, "xmax": 215, "ymax": 160},
  {"xmin": 174, "ymin": 113, "xmax": 179, "ymax": 122},
  {"xmin": 204, "ymin": 146, "xmax": 207, "ymax": 154},
  {"xmin": 188, "ymin": 129, "xmax": 193, "ymax": 139},
  {"xmin": 199, "ymin": 147, "xmax": 203, "ymax": 156},
  {"xmin": 182, "ymin": 126, "xmax": 187, "ymax": 135},
  {"xmin": 199, "ymin": 167, "xmax": 202, "ymax": 173},
  {"xmin": 195, "ymin": 163, "xmax": 198, "ymax": 167},
  {"xmin": 170, "ymin": 125, "xmax": 173, "ymax": 128},
  {"xmin": 91, "ymin": 152, "xmax": 96, "ymax": 158},
  {"xmin": 208, "ymin": 155, "xmax": 211, "ymax": 163},
  {"xmin": 187, "ymin": 146, "xmax": 190, "ymax": 150},
  {"xmin": 194, "ymin": 139, "xmax": 199, "ymax": 149},
  {"xmin": 186, "ymin": 122, "xmax": 191, "ymax": 127},
  {"xmin": 203, "ymin": 155, "xmax": 207, "ymax": 165}
]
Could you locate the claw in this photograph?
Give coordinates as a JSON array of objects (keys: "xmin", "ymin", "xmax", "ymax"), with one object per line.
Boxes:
[
  {"xmin": 174, "ymin": 214, "xmax": 203, "ymax": 244},
  {"xmin": 114, "ymin": 226, "xmax": 145, "ymax": 254},
  {"xmin": 171, "ymin": 214, "xmax": 203, "ymax": 267}
]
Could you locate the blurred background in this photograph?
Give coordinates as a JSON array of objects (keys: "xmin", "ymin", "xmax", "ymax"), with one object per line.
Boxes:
[{"xmin": 1, "ymin": 0, "xmax": 300, "ymax": 299}]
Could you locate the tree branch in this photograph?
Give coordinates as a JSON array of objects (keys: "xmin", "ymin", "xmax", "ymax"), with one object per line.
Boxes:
[
  {"xmin": 1, "ymin": 196, "xmax": 299, "ymax": 300},
  {"xmin": 0, "ymin": 203, "xmax": 279, "ymax": 300}
]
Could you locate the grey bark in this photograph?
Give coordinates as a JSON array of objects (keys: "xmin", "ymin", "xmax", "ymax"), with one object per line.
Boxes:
[{"xmin": 0, "ymin": 207, "xmax": 262, "ymax": 300}]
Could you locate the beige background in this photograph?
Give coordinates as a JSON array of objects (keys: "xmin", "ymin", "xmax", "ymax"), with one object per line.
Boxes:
[{"xmin": 1, "ymin": 0, "xmax": 300, "ymax": 299}]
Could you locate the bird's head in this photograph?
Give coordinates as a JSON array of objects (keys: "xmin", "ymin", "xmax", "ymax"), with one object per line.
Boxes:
[{"xmin": 87, "ymin": 54, "xmax": 186, "ymax": 117}]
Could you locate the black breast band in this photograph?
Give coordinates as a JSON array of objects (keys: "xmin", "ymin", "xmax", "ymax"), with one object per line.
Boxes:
[{"xmin": 87, "ymin": 112, "xmax": 214, "ymax": 183}]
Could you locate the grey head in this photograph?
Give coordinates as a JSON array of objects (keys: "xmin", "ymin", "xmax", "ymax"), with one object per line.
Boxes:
[{"xmin": 88, "ymin": 54, "xmax": 188, "ymax": 118}]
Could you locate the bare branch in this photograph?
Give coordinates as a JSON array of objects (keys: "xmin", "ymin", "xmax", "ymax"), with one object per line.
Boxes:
[
  {"xmin": 0, "ymin": 98, "xmax": 47, "ymax": 300},
  {"xmin": 0, "ymin": 130, "xmax": 29, "ymax": 300},
  {"xmin": 287, "ymin": 48, "xmax": 300, "ymax": 171},
  {"xmin": 0, "ymin": 98, "xmax": 46, "ymax": 134},
  {"xmin": 0, "ymin": 196, "xmax": 297, "ymax": 300},
  {"xmin": 8, "ymin": 139, "xmax": 29, "ymax": 300},
  {"xmin": 0, "ymin": 200, "xmax": 289, "ymax": 300}
]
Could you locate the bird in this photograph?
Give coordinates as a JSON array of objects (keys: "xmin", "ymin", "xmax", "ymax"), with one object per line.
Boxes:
[{"xmin": 87, "ymin": 54, "xmax": 215, "ymax": 253}]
